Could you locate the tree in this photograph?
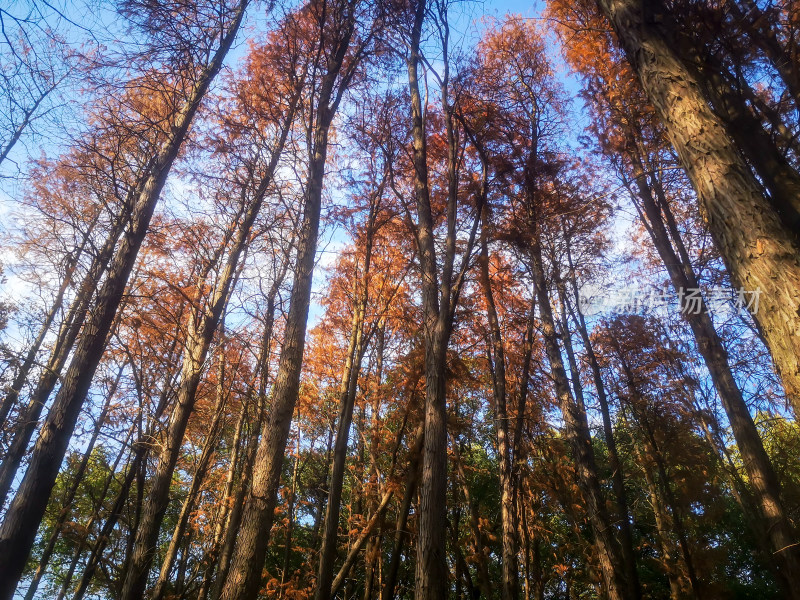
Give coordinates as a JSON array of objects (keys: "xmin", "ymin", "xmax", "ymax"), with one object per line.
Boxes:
[{"xmin": 0, "ymin": 1, "xmax": 250, "ymax": 595}]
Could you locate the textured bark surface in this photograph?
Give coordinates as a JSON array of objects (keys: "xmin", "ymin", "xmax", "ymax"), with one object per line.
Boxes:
[
  {"xmin": 118, "ymin": 72, "xmax": 293, "ymax": 600},
  {"xmin": 617, "ymin": 97, "xmax": 800, "ymax": 590},
  {"xmin": 406, "ymin": 2, "xmax": 448, "ymax": 598},
  {"xmin": 597, "ymin": 0, "xmax": 800, "ymax": 415}
]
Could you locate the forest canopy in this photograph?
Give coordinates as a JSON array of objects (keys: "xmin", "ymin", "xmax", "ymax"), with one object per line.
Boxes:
[{"xmin": 1, "ymin": 0, "xmax": 800, "ymax": 599}]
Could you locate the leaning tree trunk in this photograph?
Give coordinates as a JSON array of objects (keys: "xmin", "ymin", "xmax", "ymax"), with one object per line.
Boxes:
[
  {"xmin": 22, "ymin": 367, "xmax": 122, "ymax": 600},
  {"xmin": 562, "ymin": 239, "xmax": 640, "ymax": 600},
  {"xmin": 118, "ymin": 81, "xmax": 293, "ymax": 600},
  {"xmin": 620, "ymin": 138, "xmax": 800, "ymax": 591},
  {"xmin": 217, "ymin": 12, "xmax": 358, "ymax": 596},
  {"xmin": 0, "ymin": 6, "xmax": 248, "ymax": 595},
  {"xmin": 554, "ymin": 265, "xmax": 641, "ymax": 600},
  {"xmin": 596, "ymin": 0, "xmax": 800, "ymax": 424},
  {"xmin": 528, "ymin": 235, "xmax": 632, "ymax": 600}
]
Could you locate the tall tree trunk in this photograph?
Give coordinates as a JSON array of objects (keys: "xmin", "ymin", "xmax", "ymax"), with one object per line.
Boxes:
[
  {"xmin": 0, "ymin": 218, "xmax": 125, "ymax": 508},
  {"xmin": 597, "ymin": 0, "xmax": 800, "ymax": 424},
  {"xmin": 406, "ymin": 0, "xmax": 449, "ymax": 592},
  {"xmin": 619, "ymin": 138, "xmax": 800, "ymax": 590},
  {"xmin": 363, "ymin": 321, "xmax": 386, "ymax": 600},
  {"xmin": 151, "ymin": 351, "xmax": 231, "ymax": 600},
  {"xmin": 477, "ymin": 226, "xmax": 519, "ymax": 600},
  {"xmin": 118, "ymin": 76, "xmax": 294, "ymax": 600},
  {"xmin": 382, "ymin": 427, "xmax": 423, "ymax": 600},
  {"xmin": 22, "ymin": 367, "xmax": 123, "ymax": 600},
  {"xmin": 315, "ymin": 202, "xmax": 376, "ymax": 600},
  {"xmin": 405, "ymin": 2, "xmax": 486, "ymax": 595},
  {"xmin": 528, "ymin": 236, "xmax": 632, "ymax": 600},
  {"xmin": 561, "ymin": 240, "xmax": 640, "ymax": 599},
  {"xmin": 0, "ymin": 7, "xmax": 248, "ymax": 595},
  {"xmin": 217, "ymin": 9, "xmax": 359, "ymax": 595}
]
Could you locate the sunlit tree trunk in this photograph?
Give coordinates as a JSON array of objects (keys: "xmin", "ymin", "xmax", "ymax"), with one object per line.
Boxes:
[
  {"xmin": 597, "ymin": 0, "xmax": 800, "ymax": 427},
  {"xmin": 619, "ymin": 136, "xmax": 800, "ymax": 591},
  {"xmin": 119, "ymin": 79, "xmax": 294, "ymax": 600}
]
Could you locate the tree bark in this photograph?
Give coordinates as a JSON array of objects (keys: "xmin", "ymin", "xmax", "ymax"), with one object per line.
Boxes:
[
  {"xmin": 118, "ymin": 68, "xmax": 294, "ymax": 600},
  {"xmin": 619, "ymin": 137, "xmax": 800, "ymax": 591},
  {"xmin": 315, "ymin": 197, "xmax": 377, "ymax": 600},
  {"xmin": 597, "ymin": 0, "xmax": 800, "ymax": 424},
  {"xmin": 22, "ymin": 367, "xmax": 123, "ymax": 600},
  {"xmin": 561, "ymin": 240, "xmax": 641, "ymax": 600},
  {"xmin": 477, "ymin": 226, "xmax": 519, "ymax": 600}
]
